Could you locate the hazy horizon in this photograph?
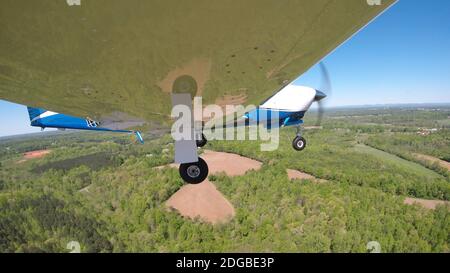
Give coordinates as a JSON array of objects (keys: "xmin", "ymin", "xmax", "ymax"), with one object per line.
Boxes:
[{"xmin": 1, "ymin": 101, "xmax": 448, "ymax": 138}]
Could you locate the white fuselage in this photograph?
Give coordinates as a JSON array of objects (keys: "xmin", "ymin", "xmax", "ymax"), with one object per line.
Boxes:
[{"xmin": 259, "ymin": 85, "xmax": 317, "ymax": 112}]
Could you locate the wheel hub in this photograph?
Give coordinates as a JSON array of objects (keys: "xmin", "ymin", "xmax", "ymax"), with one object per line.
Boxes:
[{"xmin": 186, "ymin": 165, "xmax": 201, "ymax": 178}]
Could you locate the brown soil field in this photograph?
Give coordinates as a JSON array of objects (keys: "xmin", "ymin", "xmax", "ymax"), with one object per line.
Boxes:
[
  {"xmin": 404, "ymin": 197, "xmax": 449, "ymax": 210},
  {"xmin": 161, "ymin": 150, "xmax": 262, "ymax": 224},
  {"xmin": 287, "ymin": 169, "xmax": 326, "ymax": 183},
  {"xmin": 18, "ymin": 150, "xmax": 52, "ymax": 163},
  {"xmin": 166, "ymin": 180, "xmax": 235, "ymax": 224},
  {"xmin": 414, "ymin": 153, "xmax": 450, "ymax": 171}
]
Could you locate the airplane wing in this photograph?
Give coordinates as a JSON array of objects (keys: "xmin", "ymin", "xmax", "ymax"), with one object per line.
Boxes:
[{"xmin": 0, "ymin": 0, "xmax": 397, "ymax": 131}]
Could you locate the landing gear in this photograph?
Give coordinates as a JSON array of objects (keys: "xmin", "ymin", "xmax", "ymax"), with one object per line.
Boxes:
[
  {"xmin": 196, "ymin": 133, "xmax": 207, "ymax": 148},
  {"xmin": 292, "ymin": 124, "xmax": 306, "ymax": 151},
  {"xmin": 292, "ymin": 136, "xmax": 306, "ymax": 151},
  {"xmin": 179, "ymin": 157, "xmax": 209, "ymax": 184}
]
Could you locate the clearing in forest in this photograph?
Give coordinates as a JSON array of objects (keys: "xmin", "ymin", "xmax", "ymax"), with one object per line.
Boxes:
[
  {"xmin": 166, "ymin": 181, "xmax": 235, "ymax": 224},
  {"xmin": 24, "ymin": 150, "xmax": 51, "ymax": 159},
  {"xmin": 17, "ymin": 150, "xmax": 52, "ymax": 163},
  {"xmin": 404, "ymin": 197, "xmax": 449, "ymax": 210},
  {"xmin": 161, "ymin": 150, "xmax": 262, "ymax": 224},
  {"xmin": 287, "ymin": 169, "xmax": 326, "ymax": 183},
  {"xmin": 414, "ymin": 153, "xmax": 450, "ymax": 171}
]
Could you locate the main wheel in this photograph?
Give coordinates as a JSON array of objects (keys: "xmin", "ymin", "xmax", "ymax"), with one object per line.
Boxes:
[
  {"xmin": 196, "ymin": 133, "xmax": 207, "ymax": 148},
  {"xmin": 179, "ymin": 157, "xmax": 209, "ymax": 184},
  {"xmin": 292, "ymin": 136, "xmax": 306, "ymax": 151}
]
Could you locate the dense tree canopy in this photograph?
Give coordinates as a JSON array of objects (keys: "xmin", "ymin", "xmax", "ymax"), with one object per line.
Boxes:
[{"xmin": 0, "ymin": 106, "xmax": 448, "ymax": 253}]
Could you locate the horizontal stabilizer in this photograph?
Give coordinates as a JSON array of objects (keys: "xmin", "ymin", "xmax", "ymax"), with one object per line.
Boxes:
[
  {"xmin": 26, "ymin": 107, "xmax": 46, "ymax": 122},
  {"xmin": 134, "ymin": 131, "xmax": 144, "ymax": 144}
]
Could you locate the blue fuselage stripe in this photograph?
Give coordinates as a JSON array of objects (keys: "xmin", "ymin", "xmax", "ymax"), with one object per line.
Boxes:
[
  {"xmin": 245, "ymin": 108, "xmax": 305, "ymax": 122},
  {"xmin": 31, "ymin": 114, "xmax": 129, "ymax": 133}
]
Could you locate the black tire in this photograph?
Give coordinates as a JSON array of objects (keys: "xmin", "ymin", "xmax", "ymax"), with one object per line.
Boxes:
[
  {"xmin": 179, "ymin": 157, "xmax": 209, "ymax": 184},
  {"xmin": 292, "ymin": 136, "xmax": 306, "ymax": 151},
  {"xmin": 196, "ymin": 133, "xmax": 207, "ymax": 148}
]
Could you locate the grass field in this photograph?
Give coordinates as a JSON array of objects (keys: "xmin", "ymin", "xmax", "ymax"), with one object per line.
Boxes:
[{"xmin": 354, "ymin": 144, "xmax": 443, "ymax": 179}]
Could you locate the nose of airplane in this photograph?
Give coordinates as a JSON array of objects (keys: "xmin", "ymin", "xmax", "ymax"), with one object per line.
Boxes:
[{"xmin": 314, "ymin": 90, "xmax": 327, "ymax": 101}]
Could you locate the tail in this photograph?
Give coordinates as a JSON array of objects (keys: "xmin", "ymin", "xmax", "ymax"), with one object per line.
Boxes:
[{"xmin": 27, "ymin": 107, "xmax": 46, "ymax": 123}]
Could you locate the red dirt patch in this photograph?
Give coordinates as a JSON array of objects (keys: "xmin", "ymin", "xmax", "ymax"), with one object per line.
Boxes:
[
  {"xmin": 287, "ymin": 169, "xmax": 326, "ymax": 183},
  {"xmin": 404, "ymin": 197, "xmax": 449, "ymax": 210},
  {"xmin": 166, "ymin": 180, "xmax": 235, "ymax": 224},
  {"xmin": 156, "ymin": 150, "xmax": 262, "ymax": 177},
  {"xmin": 18, "ymin": 150, "xmax": 52, "ymax": 163},
  {"xmin": 414, "ymin": 153, "xmax": 450, "ymax": 171},
  {"xmin": 23, "ymin": 150, "xmax": 51, "ymax": 159},
  {"xmin": 159, "ymin": 150, "xmax": 262, "ymax": 224},
  {"xmin": 287, "ymin": 169, "xmax": 315, "ymax": 180},
  {"xmin": 201, "ymin": 150, "xmax": 262, "ymax": 176}
]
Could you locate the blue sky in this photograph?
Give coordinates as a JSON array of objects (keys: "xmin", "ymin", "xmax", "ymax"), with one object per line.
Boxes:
[
  {"xmin": 295, "ymin": 0, "xmax": 450, "ymax": 106},
  {"xmin": 1, "ymin": 0, "xmax": 450, "ymax": 137}
]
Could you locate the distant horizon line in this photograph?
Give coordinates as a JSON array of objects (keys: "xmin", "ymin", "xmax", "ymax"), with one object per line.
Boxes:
[
  {"xmin": 1, "ymin": 102, "xmax": 449, "ymax": 139},
  {"xmin": 327, "ymin": 102, "xmax": 450, "ymax": 108}
]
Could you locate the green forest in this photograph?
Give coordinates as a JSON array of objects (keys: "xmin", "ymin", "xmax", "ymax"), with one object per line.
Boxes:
[{"xmin": 0, "ymin": 105, "xmax": 449, "ymax": 253}]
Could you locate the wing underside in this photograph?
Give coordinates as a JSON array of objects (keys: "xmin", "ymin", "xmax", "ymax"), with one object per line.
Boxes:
[{"xmin": 0, "ymin": 0, "xmax": 397, "ymax": 131}]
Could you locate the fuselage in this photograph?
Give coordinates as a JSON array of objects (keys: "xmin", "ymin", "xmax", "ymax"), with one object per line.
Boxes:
[
  {"xmin": 30, "ymin": 111, "xmax": 128, "ymax": 132},
  {"xmin": 27, "ymin": 107, "xmax": 144, "ymax": 143},
  {"xmin": 243, "ymin": 85, "xmax": 323, "ymax": 128}
]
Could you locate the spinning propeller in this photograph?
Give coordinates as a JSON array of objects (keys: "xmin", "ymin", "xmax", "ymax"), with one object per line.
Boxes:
[{"xmin": 314, "ymin": 62, "xmax": 332, "ymax": 126}]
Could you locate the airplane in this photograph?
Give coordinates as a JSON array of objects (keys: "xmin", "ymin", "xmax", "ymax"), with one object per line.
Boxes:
[
  {"xmin": 26, "ymin": 106, "xmax": 144, "ymax": 144},
  {"xmin": 198, "ymin": 63, "xmax": 331, "ymax": 153},
  {"xmin": 0, "ymin": 0, "xmax": 398, "ymax": 184}
]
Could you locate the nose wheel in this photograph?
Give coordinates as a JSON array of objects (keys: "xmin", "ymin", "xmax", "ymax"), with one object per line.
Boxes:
[
  {"xmin": 179, "ymin": 157, "xmax": 209, "ymax": 184},
  {"xmin": 292, "ymin": 136, "xmax": 306, "ymax": 151},
  {"xmin": 292, "ymin": 124, "xmax": 306, "ymax": 151}
]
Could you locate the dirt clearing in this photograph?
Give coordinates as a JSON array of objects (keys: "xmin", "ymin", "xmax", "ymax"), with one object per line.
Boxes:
[
  {"xmin": 166, "ymin": 180, "xmax": 235, "ymax": 224},
  {"xmin": 23, "ymin": 150, "xmax": 51, "ymax": 159},
  {"xmin": 404, "ymin": 197, "xmax": 449, "ymax": 210},
  {"xmin": 201, "ymin": 150, "xmax": 262, "ymax": 176},
  {"xmin": 161, "ymin": 150, "xmax": 262, "ymax": 224},
  {"xmin": 287, "ymin": 169, "xmax": 326, "ymax": 183},
  {"xmin": 287, "ymin": 169, "xmax": 315, "ymax": 180},
  {"xmin": 156, "ymin": 150, "xmax": 262, "ymax": 176},
  {"xmin": 18, "ymin": 150, "xmax": 52, "ymax": 163},
  {"xmin": 414, "ymin": 153, "xmax": 450, "ymax": 171}
]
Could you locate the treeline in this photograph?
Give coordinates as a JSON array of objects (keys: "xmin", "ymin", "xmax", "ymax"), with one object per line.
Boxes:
[
  {"xmin": 0, "ymin": 191, "xmax": 112, "ymax": 253},
  {"xmin": 365, "ymin": 130, "xmax": 450, "ymax": 163},
  {"xmin": 209, "ymin": 129, "xmax": 450, "ymax": 200}
]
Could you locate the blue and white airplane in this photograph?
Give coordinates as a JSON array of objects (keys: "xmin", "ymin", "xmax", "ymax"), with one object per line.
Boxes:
[
  {"xmin": 244, "ymin": 85, "xmax": 327, "ymax": 151},
  {"xmin": 27, "ymin": 107, "xmax": 144, "ymax": 144},
  {"xmin": 201, "ymin": 84, "xmax": 327, "ymax": 152},
  {"xmin": 200, "ymin": 63, "xmax": 330, "ymax": 153}
]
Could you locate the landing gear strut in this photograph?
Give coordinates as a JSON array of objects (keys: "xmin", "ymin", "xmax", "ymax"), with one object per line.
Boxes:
[
  {"xmin": 292, "ymin": 125, "xmax": 307, "ymax": 151},
  {"xmin": 179, "ymin": 157, "xmax": 209, "ymax": 184},
  {"xmin": 171, "ymin": 93, "xmax": 209, "ymax": 184}
]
